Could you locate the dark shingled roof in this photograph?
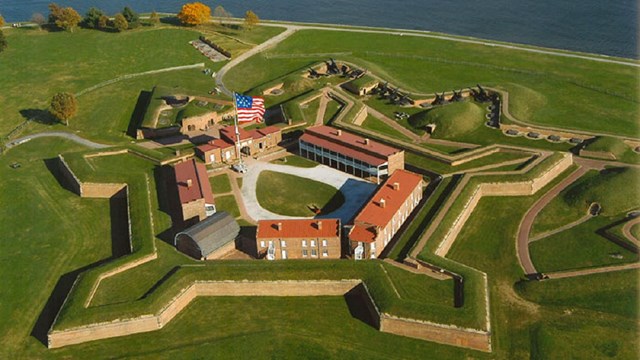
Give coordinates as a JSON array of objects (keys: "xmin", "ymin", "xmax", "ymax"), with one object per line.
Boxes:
[{"xmin": 174, "ymin": 212, "xmax": 240, "ymax": 257}]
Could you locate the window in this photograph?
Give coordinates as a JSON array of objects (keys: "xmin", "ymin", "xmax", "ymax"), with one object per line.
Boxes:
[
  {"xmin": 302, "ymin": 249, "xmax": 308, "ymax": 257},
  {"xmin": 209, "ymin": 154, "xmax": 216, "ymax": 163},
  {"xmin": 280, "ymin": 240, "xmax": 287, "ymax": 247},
  {"xmin": 321, "ymin": 239, "xmax": 328, "ymax": 247},
  {"xmin": 310, "ymin": 240, "xmax": 316, "ymax": 247},
  {"xmin": 322, "ymin": 249, "xmax": 328, "ymax": 257},
  {"xmin": 260, "ymin": 241, "xmax": 265, "ymax": 248},
  {"xmin": 302, "ymin": 240, "xmax": 307, "ymax": 247},
  {"xmin": 311, "ymin": 249, "xmax": 317, "ymax": 257}
]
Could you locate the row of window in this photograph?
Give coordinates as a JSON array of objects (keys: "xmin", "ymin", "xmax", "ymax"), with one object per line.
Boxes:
[
  {"xmin": 259, "ymin": 239, "xmax": 330, "ymax": 248},
  {"xmin": 302, "ymin": 249, "xmax": 329, "ymax": 257}
]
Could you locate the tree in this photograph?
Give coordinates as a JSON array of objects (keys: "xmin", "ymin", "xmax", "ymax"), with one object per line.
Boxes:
[
  {"xmin": 50, "ymin": 92, "xmax": 78, "ymax": 125},
  {"xmin": 83, "ymin": 7, "xmax": 104, "ymax": 29},
  {"xmin": 31, "ymin": 13, "xmax": 46, "ymax": 26},
  {"xmin": 112, "ymin": 13, "xmax": 128, "ymax": 32},
  {"xmin": 0, "ymin": 31, "xmax": 7, "ymax": 53},
  {"xmin": 0, "ymin": 14, "xmax": 5, "ymax": 27},
  {"xmin": 97, "ymin": 15, "xmax": 109, "ymax": 30},
  {"xmin": 213, "ymin": 6, "xmax": 232, "ymax": 25},
  {"xmin": 177, "ymin": 2, "xmax": 211, "ymax": 26},
  {"xmin": 48, "ymin": 4, "xmax": 81, "ymax": 32},
  {"xmin": 122, "ymin": 7, "xmax": 139, "ymax": 26},
  {"xmin": 148, "ymin": 11, "xmax": 160, "ymax": 26},
  {"xmin": 244, "ymin": 10, "xmax": 259, "ymax": 30}
]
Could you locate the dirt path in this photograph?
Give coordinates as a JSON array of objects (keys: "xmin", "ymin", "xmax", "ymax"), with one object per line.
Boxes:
[
  {"xmin": 516, "ymin": 166, "xmax": 589, "ymax": 275},
  {"xmin": 529, "ymin": 214, "xmax": 592, "ymax": 242},
  {"xmin": 622, "ymin": 216, "xmax": 640, "ymax": 247},
  {"xmin": 5, "ymin": 131, "xmax": 109, "ymax": 150},
  {"xmin": 545, "ymin": 262, "xmax": 640, "ymax": 279},
  {"xmin": 315, "ymin": 90, "xmax": 330, "ymax": 126}
]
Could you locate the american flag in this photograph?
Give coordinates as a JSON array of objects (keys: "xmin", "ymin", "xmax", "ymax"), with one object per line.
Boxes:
[{"xmin": 235, "ymin": 93, "xmax": 265, "ymax": 123}]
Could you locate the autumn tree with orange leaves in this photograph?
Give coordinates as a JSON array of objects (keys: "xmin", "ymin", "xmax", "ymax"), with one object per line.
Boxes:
[{"xmin": 177, "ymin": 2, "xmax": 211, "ymax": 26}]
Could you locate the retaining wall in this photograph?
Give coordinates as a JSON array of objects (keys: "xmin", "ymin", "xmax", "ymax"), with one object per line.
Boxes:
[
  {"xmin": 48, "ymin": 279, "xmax": 492, "ymax": 352},
  {"xmin": 579, "ymin": 149, "xmax": 616, "ymax": 160},
  {"xmin": 380, "ymin": 315, "xmax": 490, "ymax": 352},
  {"xmin": 436, "ymin": 153, "xmax": 572, "ymax": 256},
  {"xmin": 57, "ymin": 155, "xmax": 82, "ymax": 196}
]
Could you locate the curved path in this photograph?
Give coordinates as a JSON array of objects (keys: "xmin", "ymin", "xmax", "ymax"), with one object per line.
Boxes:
[
  {"xmin": 5, "ymin": 131, "xmax": 109, "ymax": 150},
  {"xmin": 622, "ymin": 216, "xmax": 640, "ymax": 247},
  {"xmin": 239, "ymin": 160, "xmax": 376, "ymax": 223},
  {"xmin": 516, "ymin": 166, "xmax": 589, "ymax": 275},
  {"xmin": 215, "ymin": 27, "xmax": 298, "ymax": 96}
]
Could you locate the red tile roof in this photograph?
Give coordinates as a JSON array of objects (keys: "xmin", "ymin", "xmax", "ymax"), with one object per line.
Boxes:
[
  {"xmin": 352, "ymin": 169, "xmax": 424, "ymax": 231},
  {"xmin": 174, "ymin": 159, "xmax": 215, "ymax": 205},
  {"xmin": 220, "ymin": 125, "xmax": 252, "ymax": 142},
  {"xmin": 255, "ymin": 126, "xmax": 281, "ymax": 136},
  {"xmin": 349, "ymin": 225, "xmax": 377, "ymax": 243},
  {"xmin": 197, "ymin": 138, "xmax": 235, "ymax": 153},
  {"xmin": 300, "ymin": 126, "xmax": 403, "ymax": 166},
  {"xmin": 257, "ymin": 219, "xmax": 341, "ymax": 239}
]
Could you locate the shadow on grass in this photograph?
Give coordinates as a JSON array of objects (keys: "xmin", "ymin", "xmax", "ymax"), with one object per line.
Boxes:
[
  {"xmin": 19, "ymin": 108, "xmax": 57, "ymax": 126},
  {"xmin": 126, "ymin": 90, "xmax": 152, "ymax": 138},
  {"xmin": 596, "ymin": 217, "xmax": 640, "ymax": 254},
  {"xmin": 343, "ymin": 283, "xmax": 379, "ymax": 329},
  {"xmin": 153, "ymin": 165, "xmax": 183, "ymax": 245}
]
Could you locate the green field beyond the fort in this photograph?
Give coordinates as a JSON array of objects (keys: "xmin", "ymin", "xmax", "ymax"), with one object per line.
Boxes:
[{"xmin": 0, "ymin": 16, "xmax": 638, "ymax": 360}]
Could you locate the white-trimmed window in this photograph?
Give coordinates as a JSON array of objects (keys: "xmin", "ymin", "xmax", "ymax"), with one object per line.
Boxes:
[
  {"xmin": 302, "ymin": 249, "xmax": 308, "ymax": 257},
  {"xmin": 321, "ymin": 239, "xmax": 328, "ymax": 247},
  {"xmin": 311, "ymin": 249, "xmax": 317, "ymax": 257},
  {"xmin": 310, "ymin": 240, "xmax": 316, "ymax": 247},
  {"xmin": 322, "ymin": 249, "xmax": 329, "ymax": 257},
  {"xmin": 260, "ymin": 241, "xmax": 265, "ymax": 248},
  {"xmin": 302, "ymin": 240, "xmax": 307, "ymax": 247},
  {"xmin": 280, "ymin": 240, "xmax": 287, "ymax": 247}
]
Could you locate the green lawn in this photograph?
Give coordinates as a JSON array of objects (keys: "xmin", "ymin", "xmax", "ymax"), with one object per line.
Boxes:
[
  {"xmin": 215, "ymin": 194, "xmax": 241, "ymax": 218},
  {"xmin": 323, "ymin": 99, "xmax": 343, "ymax": 124},
  {"xmin": 582, "ymin": 136, "xmax": 640, "ymax": 164},
  {"xmin": 406, "ymin": 150, "xmax": 533, "ymax": 175},
  {"xmin": 529, "ymin": 216, "xmax": 639, "ymax": 273},
  {"xmin": 410, "ymin": 101, "xmax": 487, "ymax": 140},
  {"xmin": 270, "ymin": 155, "xmax": 319, "ymax": 168},
  {"xmin": 210, "ymin": 173, "xmax": 232, "ymax": 194},
  {"xmin": 300, "ymin": 97, "xmax": 321, "ymax": 125},
  {"xmin": 256, "ymin": 170, "xmax": 344, "ymax": 216}
]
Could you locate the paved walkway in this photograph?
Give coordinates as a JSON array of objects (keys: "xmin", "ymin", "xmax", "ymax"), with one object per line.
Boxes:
[
  {"xmin": 5, "ymin": 131, "xmax": 109, "ymax": 150},
  {"xmin": 516, "ymin": 166, "xmax": 589, "ymax": 275},
  {"xmin": 239, "ymin": 161, "xmax": 377, "ymax": 223}
]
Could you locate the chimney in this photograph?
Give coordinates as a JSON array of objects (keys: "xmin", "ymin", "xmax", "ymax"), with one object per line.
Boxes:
[
  {"xmin": 336, "ymin": 130, "xmax": 342, "ymax": 136},
  {"xmin": 379, "ymin": 198, "xmax": 386, "ymax": 208},
  {"xmin": 186, "ymin": 179, "xmax": 193, "ymax": 188},
  {"xmin": 364, "ymin": 138, "xmax": 370, "ymax": 145},
  {"xmin": 316, "ymin": 221, "xmax": 323, "ymax": 230},
  {"xmin": 393, "ymin": 182, "xmax": 400, "ymax": 191},
  {"xmin": 276, "ymin": 222, "xmax": 282, "ymax": 231}
]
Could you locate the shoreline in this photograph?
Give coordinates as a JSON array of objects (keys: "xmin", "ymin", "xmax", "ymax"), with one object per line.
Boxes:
[{"xmin": 3, "ymin": 14, "xmax": 639, "ymax": 63}]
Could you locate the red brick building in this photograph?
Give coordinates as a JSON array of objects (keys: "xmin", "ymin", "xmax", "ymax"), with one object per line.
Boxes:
[
  {"xmin": 173, "ymin": 159, "xmax": 216, "ymax": 223},
  {"xmin": 299, "ymin": 125, "xmax": 404, "ymax": 183},
  {"xmin": 349, "ymin": 169, "xmax": 425, "ymax": 259},
  {"xmin": 196, "ymin": 125, "xmax": 283, "ymax": 165},
  {"xmin": 256, "ymin": 219, "xmax": 341, "ymax": 260}
]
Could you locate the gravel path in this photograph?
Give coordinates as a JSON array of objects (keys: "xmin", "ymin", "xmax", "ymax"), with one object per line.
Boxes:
[
  {"xmin": 239, "ymin": 161, "xmax": 377, "ymax": 223},
  {"xmin": 5, "ymin": 131, "xmax": 109, "ymax": 150}
]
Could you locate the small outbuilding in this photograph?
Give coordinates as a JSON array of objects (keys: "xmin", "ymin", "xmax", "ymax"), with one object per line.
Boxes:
[
  {"xmin": 343, "ymin": 75, "xmax": 379, "ymax": 96},
  {"xmin": 174, "ymin": 211, "xmax": 240, "ymax": 260}
]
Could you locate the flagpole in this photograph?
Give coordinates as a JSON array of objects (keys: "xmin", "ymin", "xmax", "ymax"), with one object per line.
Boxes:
[{"xmin": 232, "ymin": 92, "xmax": 244, "ymax": 167}]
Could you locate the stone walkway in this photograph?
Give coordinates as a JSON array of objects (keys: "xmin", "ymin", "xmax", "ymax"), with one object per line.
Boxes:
[{"xmin": 239, "ymin": 160, "xmax": 377, "ymax": 223}]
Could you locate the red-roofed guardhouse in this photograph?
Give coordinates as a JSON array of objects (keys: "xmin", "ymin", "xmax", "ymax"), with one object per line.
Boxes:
[
  {"xmin": 256, "ymin": 219, "xmax": 341, "ymax": 260},
  {"xmin": 298, "ymin": 126, "xmax": 404, "ymax": 183},
  {"xmin": 173, "ymin": 159, "xmax": 216, "ymax": 223},
  {"xmin": 349, "ymin": 169, "xmax": 425, "ymax": 259},
  {"xmin": 196, "ymin": 125, "xmax": 282, "ymax": 165}
]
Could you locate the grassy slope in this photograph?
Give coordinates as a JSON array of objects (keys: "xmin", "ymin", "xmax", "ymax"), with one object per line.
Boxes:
[
  {"xmin": 256, "ymin": 170, "xmax": 344, "ymax": 216},
  {"xmin": 411, "ymin": 101, "xmax": 486, "ymax": 139},
  {"xmin": 532, "ymin": 167, "xmax": 640, "ymax": 234},
  {"xmin": 361, "ymin": 115, "xmax": 412, "ymax": 142},
  {"xmin": 226, "ymin": 29, "xmax": 638, "ymax": 137},
  {"xmin": 0, "ymin": 139, "xmax": 112, "ymax": 357}
]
